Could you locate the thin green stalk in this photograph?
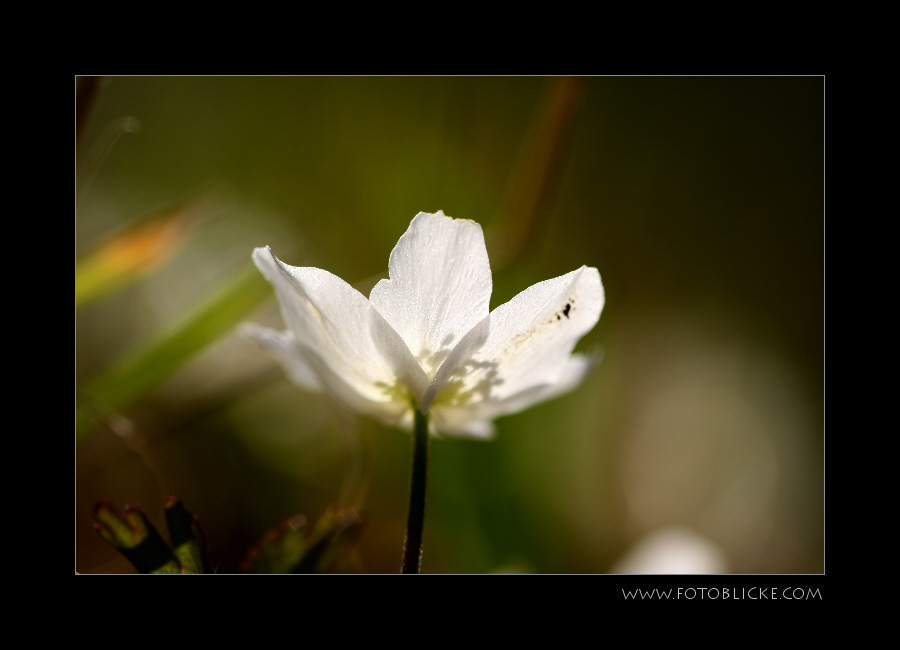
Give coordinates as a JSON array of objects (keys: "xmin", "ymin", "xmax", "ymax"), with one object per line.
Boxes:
[{"xmin": 401, "ymin": 408, "xmax": 430, "ymax": 574}]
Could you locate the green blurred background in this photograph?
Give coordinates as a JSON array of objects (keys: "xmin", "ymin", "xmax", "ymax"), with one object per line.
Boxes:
[{"xmin": 75, "ymin": 76, "xmax": 823, "ymax": 574}]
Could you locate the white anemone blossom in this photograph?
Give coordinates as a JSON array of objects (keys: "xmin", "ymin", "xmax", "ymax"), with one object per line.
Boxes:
[{"xmin": 243, "ymin": 211, "xmax": 604, "ymax": 438}]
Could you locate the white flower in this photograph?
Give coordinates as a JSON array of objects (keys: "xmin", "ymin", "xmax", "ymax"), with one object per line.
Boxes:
[{"xmin": 243, "ymin": 211, "xmax": 604, "ymax": 438}]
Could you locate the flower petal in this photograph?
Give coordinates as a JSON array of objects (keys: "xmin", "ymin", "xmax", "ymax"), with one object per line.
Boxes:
[
  {"xmin": 239, "ymin": 323, "xmax": 322, "ymax": 391},
  {"xmin": 419, "ymin": 313, "xmax": 490, "ymax": 413},
  {"xmin": 430, "ymin": 409, "xmax": 497, "ymax": 439},
  {"xmin": 432, "ymin": 354, "xmax": 596, "ymax": 437},
  {"xmin": 369, "ymin": 211, "xmax": 492, "ymax": 379},
  {"xmin": 252, "ymin": 246, "xmax": 428, "ymax": 424},
  {"xmin": 429, "ymin": 266, "xmax": 603, "ymax": 429}
]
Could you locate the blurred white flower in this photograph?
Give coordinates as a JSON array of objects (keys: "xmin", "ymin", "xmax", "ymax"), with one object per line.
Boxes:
[
  {"xmin": 243, "ymin": 211, "xmax": 603, "ymax": 438},
  {"xmin": 610, "ymin": 527, "xmax": 729, "ymax": 574}
]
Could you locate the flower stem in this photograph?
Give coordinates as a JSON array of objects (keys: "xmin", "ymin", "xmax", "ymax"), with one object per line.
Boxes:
[{"xmin": 401, "ymin": 408, "xmax": 430, "ymax": 574}]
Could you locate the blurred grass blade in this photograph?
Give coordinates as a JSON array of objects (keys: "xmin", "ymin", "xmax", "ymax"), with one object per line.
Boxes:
[
  {"xmin": 76, "ymin": 76, "xmax": 101, "ymax": 147},
  {"xmin": 75, "ymin": 199, "xmax": 202, "ymax": 310},
  {"xmin": 488, "ymin": 76, "xmax": 585, "ymax": 269},
  {"xmin": 76, "ymin": 266, "xmax": 270, "ymax": 444},
  {"xmin": 164, "ymin": 497, "xmax": 212, "ymax": 574},
  {"xmin": 93, "ymin": 501, "xmax": 182, "ymax": 574}
]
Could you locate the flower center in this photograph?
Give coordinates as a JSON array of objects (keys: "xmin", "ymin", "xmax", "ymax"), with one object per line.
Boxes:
[
  {"xmin": 415, "ymin": 347, "xmax": 452, "ymax": 380},
  {"xmin": 375, "ymin": 380, "xmax": 413, "ymax": 405}
]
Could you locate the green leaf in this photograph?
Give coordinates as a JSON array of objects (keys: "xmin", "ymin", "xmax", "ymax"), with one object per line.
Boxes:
[
  {"xmin": 75, "ymin": 200, "xmax": 198, "ymax": 310},
  {"xmin": 240, "ymin": 508, "xmax": 366, "ymax": 574},
  {"xmin": 93, "ymin": 501, "xmax": 182, "ymax": 574},
  {"xmin": 76, "ymin": 266, "xmax": 271, "ymax": 444},
  {"xmin": 164, "ymin": 497, "xmax": 213, "ymax": 574},
  {"xmin": 240, "ymin": 514, "xmax": 310, "ymax": 574},
  {"xmin": 293, "ymin": 507, "xmax": 366, "ymax": 574}
]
